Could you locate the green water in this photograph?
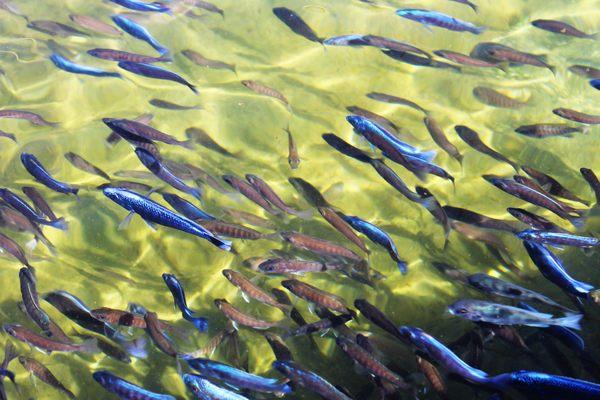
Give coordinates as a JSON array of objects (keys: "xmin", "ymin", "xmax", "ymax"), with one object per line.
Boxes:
[{"xmin": 0, "ymin": 0, "xmax": 599, "ymax": 398}]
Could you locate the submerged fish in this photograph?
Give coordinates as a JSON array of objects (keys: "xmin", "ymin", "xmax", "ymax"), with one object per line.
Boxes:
[
  {"xmin": 288, "ymin": 177, "xmax": 330, "ymax": 208},
  {"xmin": 186, "ymin": 0, "xmax": 224, "ymax": 16},
  {"xmin": 19, "ymin": 356, "xmax": 75, "ymax": 399},
  {"xmin": 222, "ymin": 269, "xmax": 288, "ymax": 311},
  {"xmin": 0, "ymin": 188, "xmax": 66, "ymax": 230},
  {"xmin": 319, "ymin": 207, "xmax": 369, "ymax": 253},
  {"xmin": 489, "ymin": 370, "xmax": 600, "ymax": 399},
  {"xmin": 286, "ymin": 126, "xmax": 300, "ymax": 169},
  {"xmin": 515, "ymin": 124, "xmax": 586, "ymax": 138},
  {"xmin": 272, "ymin": 7, "xmax": 322, "ymax": 43},
  {"xmin": 214, "ymin": 299, "xmax": 282, "ymax": 330},
  {"xmin": 273, "ymin": 361, "xmax": 352, "ymax": 400},
  {"xmin": 569, "ymin": 65, "xmax": 600, "ymax": 79},
  {"xmin": 507, "ymin": 207, "xmax": 567, "ymax": 232},
  {"xmin": 182, "ymin": 49, "xmax": 235, "ymax": 72},
  {"xmin": 396, "ymin": 9, "xmax": 485, "ymax": 34},
  {"xmin": 144, "ymin": 311, "xmax": 177, "ymax": 357},
  {"xmin": 162, "ymin": 193, "xmax": 215, "ymax": 220},
  {"xmin": 69, "ymin": 15, "xmax": 122, "ymax": 36},
  {"xmin": 346, "ymin": 106, "xmax": 401, "ymax": 134},
  {"xmin": 470, "ymin": 42, "xmax": 554, "ymax": 73},
  {"xmin": 3, "ymin": 324, "xmax": 97, "ymax": 353},
  {"xmin": 282, "ymin": 279, "xmax": 355, "ymax": 316},
  {"xmin": 280, "ymin": 231, "xmax": 362, "ymax": 262},
  {"xmin": 183, "ymin": 374, "xmax": 249, "ymax": 400},
  {"xmin": 162, "ymin": 273, "xmax": 208, "ymax": 332},
  {"xmin": 223, "ymin": 174, "xmax": 281, "ymax": 215},
  {"xmin": 22, "ymin": 186, "xmax": 57, "ymax": 221},
  {"xmin": 580, "ymin": 168, "xmax": 600, "ymax": 204},
  {"xmin": 150, "ymin": 99, "xmax": 200, "ymax": 110},
  {"xmin": 591, "ymin": 79, "xmax": 600, "ymax": 90},
  {"xmin": 110, "ymin": 0, "xmax": 170, "ymax": 13},
  {"xmin": 522, "ymin": 166, "xmax": 589, "ymax": 206},
  {"xmin": 367, "ymin": 92, "xmax": 428, "ymax": 114},
  {"xmin": 517, "ymin": 230, "xmax": 599, "ymax": 249},
  {"xmin": 444, "ymin": 205, "xmax": 518, "ymax": 232},
  {"xmin": 64, "ymin": 152, "xmax": 110, "ymax": 180},
  {"xmin": 107, "ymin": 118, "xmax": 191, "ymax": 149},
  {"xmin": 532, "ymin": 19, "xmax": 596, "ymax": 39},
  {"xmin": 119, "ymin": 61, "xmax": 197, "ymax": 94},
  {"xmin": 553, "ymin": 108, "xmax": 600, "ymax": 125},
  {"xmin": 435, "ymin": 50, "xmax": 501, "ymax": 69},
  {"xmin": 241, "ymin": 80, "xmax": 288, "ymax": 105},
  {"xmin": 111, "ymin": 15, "xmax": 168, "ymax": 55},
  {"xmin": 28, "ymin": 20, "xmax": 88, "ymax": 37},
  {"xmin": 383, "ymin": 49, "xmax": 462, "ymax": 71},
  {"xmin": 93, "ymin": 371, "xmax": 175, "ymax": 400},
  {"xmin": 21, "ymin": 153, "xmax": 78, "ymax": 195},
  {"xmin": 424, "ymin": 116, "xmax": 463, "ymax": 164},
  {"xmin": 473, "ymin": 87, "xmax": 527, "ymax": 109},
  {"xmin": 246, "ymin": 174, "xmax": 307, "ymax": 217},
  {"xmin": 455, "ymin": 125, "xmax": 518, "ymax": 171},
  {"xmin": 88, "ymin": 48, "xmax": 170, "ymax": 63},
  {"xmin": 185, "ymin": 127, "xmax": 233, "ymax": 157},
  {"xmin": 51, "ymin": 53, "xmax": 121, "ymax": 78},
  {"xmin": 0, "ymin": 110, "xmax": 56, "ymax": 126}
]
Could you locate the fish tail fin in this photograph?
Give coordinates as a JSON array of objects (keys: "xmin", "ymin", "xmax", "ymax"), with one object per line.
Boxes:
[
  {"xmin": 189, "ymin": 85, "xmax": 199, "ymax": 95},
  {"xmin": 181, "ymin": 139, "xmax": 195, "ymax": 149},
  {"xmin": 556, "ymin": 313, "xmax": 583, "ymax": 330},
  {"xmin": 80, "ymin": 338, "xmax": 100, "ymax": 354},
  {"xmin": 189, "ymin": 316, "xmax": 208, "ymax": 333},
  {"xmin": 456, "ymin": 153, "xmax": 464, "ymax": 166},
  {"xmin": 420, "ymin": 149, "xmax": 437, "ymax": 162},
  {"xmin": 569, "ymin": 214, "xmax": 587, "ymax": 230},
  {"xmin": 397, "ymin": 260, "xmax": 408, "ymax": 275},
  {"xmin": 582, "ymin": 125, "xmax": 591, "ymax": 135},
  {"xmin": 469, "ymin": 2, "xmax": 478, "ymax": 12},
  {"xmin": 472, "ymin": 26, "xmax": 486, "ymax": 35},
  {"xmin": 49, "ymin": 217, "xmax": 68, "ymax": 231},
  {"xmin": 548, "ymin": 65, "xmax": 557, "ymax": 77}
]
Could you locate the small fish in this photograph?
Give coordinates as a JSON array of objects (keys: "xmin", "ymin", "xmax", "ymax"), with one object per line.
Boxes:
[
  {"xmin": 19, "ymin": 356, "xmax": 75, "ymax": 399},
  {"xmin": 273, "ymin": 360, "xmax": 352, "ymax": 400},
  {"xmin": 517, "ymin": 230, "xmax": 599, "ymax": 249},
  {"xmin": 110, "ymin": 0, "xmax": 170, "ymax": 13},
  {"xmin": 449, "ymin": 299, "xmax": 582, "ymax": 330},
  {"xmin": 245, "ymin": 174, "xmax": 307, "ymax": 218},
  {"xmin": 488, "ymin": 370, "xmax": 600, "ymax": 398},
  {"xmin": 417, "ymin": 355, "xmax": 448, "ymax": 399},
  {"xmin": 105, "ymin": 113, "xmax": 153, "ymax": 146},
  {"xmin": 91, "ymin": 307, "xmax": 172, "ymax": 331},
  {"xmin": 0, "ymin": 188, "xmax": 67, "ymax": 230},
  {"xmin": 384, "ymin": 50, "xmax": 462, "ymax": 71},
  {"xmin": 581, "ymin": 168, "xmax": 600, "ymax": 204},
  {"xmin": 88, "ymin": 48, "xmax": 171, "ymax": 63},
  {"xmin": 319, "ymin": 207, "xmax": 369, "ymax": 253},
  {"xmin": 286, "ymin": 127, "xmax": 300, "ymax": 169},
  {"xmin": 0, "ymin": 232, "xmax": 31, "ymax": 267},
  {"xmin": 323, "ymin": 34, "xmax": 369, "ymax": 46},
  {"xmin": 343, "ymin": 215, "xmax": 407, "ymax": 273},
  {"xmin": 443, "ymin": 205, "xmax": 518, "ymax": 232},
  {"xmin": 455, "ymin": 125, "xmax": 518, "ymax": 171},
  {"xmin": 280, "ymin": 231, "xmax": 363, "ymax": 262},
  {"xmin": 361, "ymin": 35, "xmax": 431, "ymax": 58},
  {"xmin": 284, "ymin": 314, "xmax": 351, "ymax": 338},
  {"xmin": 515, "ymin": 124, "xmax": 586, "ymax": 138},
  {"xmin": 369, "ymin": 159, "xmax": 423, "ymax": 203},
  {"xmin": 569, "ymin": 65, "xmax": 600, "ymax": 79},
  {"xmin": 3, "ymin": 324, "xmax": 97, "ymax": 353},
  {"xmin": 272, "ymin": 7, "xmax": 322, "ymax": 43},
  {"xmin": 222, "ymin": 269, "xmax": 288, "ymax": 311},
  {"xmin": 51, "ymin": 53, "xmax": 121, "ymax": 78},
  {"xmin": 150, "ymin": 99, "xmax": 200, "ymax": 110},
  {"xmin": 531, "ymin": 19, "xmax": 596, "ymax": 39},
  {"xmin": 282, "ymin": 278, "xmax": 355, "ymax": 315},
  {"xmin": 553, "ymin": 108, "xmax": 600, "ymax": 125},
  {"xmin": 367, "ymin": 92, "xmax": 428, "ymax": 114},
  {"xmin": 22, "ymin": 186, "xmax": 56, "ymax": 220},
  {"xmin": 103, "ymin": 187, "xmax": 231, "ymax": 250},
  {"xmin": 119, "ymin": 61, "xmax": 197, "ymax": 93},
  {"xmin": 322, "ymin": 133, "xmax": 373, "ymax": 163},
  {"xmin": 507, "ymin": 207, "xmax": 567, "ymax": 232},
  {"xmin": 69, "ymin": 15, "xmax": 122, "ymax": 36},
  {"xmin": 346, "ymin": 106, "xmax": 400, "ymax": 134},
  {"xmin": 424, "ymin": 116, "xmax": 463, "ymax": 164},
  {"xmin": 470, "ymin": 42, "xmax": 554, "ymax": 74},
  {"xmin": 111, "ymin": 15, "xmax": 168, "ymax": 55},
  {"xmin": 22, "ymin": 153, "xmax": 78, "ymax": 196},
  {"xmin": 144, "ymin": 311, "xmax": 178, "ymax": 357},
  {"xmin": 186, "ymin": 0, "xmax": 224, "ymax": 17},
  {"xmin": 183, "ymin": 374, "xmax": 249, "ymax": 400},
  {"xmin": 162, "ymin": 273, "xmax": 208, "ymax": 332},
  {"xmin": 185, "ymin": 127, "xmax": 233, "ymax": 157},
  {"xmin": 214, "ymin": 299, "xmax": 282, "ymax": 330},
  {"xmin": 93, "ymin": 371, "xmax": 175, "ymax": 400},
  {"xmin": 354, "ymin": 299, "xmax": 403, "ymax": 340},
  {"xmin": 396, "ymin": 8, "xmax": 485, "ymax": 34},
  {"xmin": 162, "ymin": 193, "xmax": 215, "ymax": 220},
  {"xmin": 0, "ymin": 110, "xmax": 56, "ymax": 126},
  {"xmin": 182, "ymin": 49, "xmax": 235, "ymax": 72},
  {"xmin": 106, "ymin": 118, "xmax": 191, "ymax": 149},
  {"xmin": 434, "ymin": 50, "xmax": 501, "ymax": 69},
  {"xmin": 223, "ymin": 174, "xmax": 281, "ymax": 215},
  {"xmin": 473, "ymin": 87, "xmax": 527, "ymax": 109},
  {"xmin": 0, "ymin": 205, "xmax": 55, "ymax": 252},
  {"xmin": 64, "ymin": 152, "xmax": 110, "ymax": 180},
  {"xmin": 28, "ymin": 20, "xmax": 88, "ymax": 37},
  {"xmin": 241, "ymin": 80, "xmax": 288, "ymax": 105},
  {"xmin": 288, "ymin": 177, "xmax": 330, "ymax": 208},
  {"xmin": 522, "ymin": 166, "xmax": 589, "ymax": 206},
  {"xmin": 264, "ymin": 333, "xmax": 293, "ymax": 362}
]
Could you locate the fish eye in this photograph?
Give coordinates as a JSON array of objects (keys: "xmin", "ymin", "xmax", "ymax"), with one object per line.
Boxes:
[{"xmin": 456, "ymin": 308, "xmax": 468, "ymax": 314}]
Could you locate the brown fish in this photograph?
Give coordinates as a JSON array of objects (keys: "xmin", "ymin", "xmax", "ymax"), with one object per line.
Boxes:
[
  {"xmin": 183, "ymin": 329, "xmax": 230, "ymax": 359},
  {"xmin": 64, "ymin": 152, "xmax": 110, "ymax": 180},
  {"xmin": 0, "ymin": 130, "xmax": 15, "ymax": 142},
  {"xmin": 27, "ymin": 20, "xmax": 88, "ymax": 37},
  {"xmin": 424, "ymin": 116, "xmax": 463, "ymax": 164},
  {"xmin": 515, "ymin": 124, "xmax": 586, "ymax": 138},
  {"xmin": 473, "ymin": 86, "xmax": 527, "ymax": 109},
  {"xmin": 455, "ymin": 125, "xmax": 518, "ymax": 171},
  {"xmin": 532, "ymin": 19, "xmax": 596, "ymax": 39},
  {"xmin": 97, "ymin": 181, "xmax": 153, "ymax": 193},
  {"xmin": 182, "ymin": 49, "xmax": 235, "ymax": 72},
  {"xmin": 245, "ymin": 174, "xmax": 307, "ymax": 217},
  {"xmin": 22, "ymin": 186, "xmax": 56, "ymax": 220},
  {"xmin": 181, "ymin": 164, "xmax": 230, "ymax": 194},
  {"xmin": 318, "ymin": 206, "xmax": 369, "ymax": 253},
  {"xmin": 263, "ymin": 332, "xmax": 294, "ymax": 362},
  {"xmin": 280, "ymin": 231, "xmax": 363, "ymax": 261},
  {"xmin": 0, "ymin": 110, "xmax": 56, "ymax": 126},
  {"xmin": 281, "ymin": 279, "xmax": 354, "ymax": 315},
  {"xmin": 553, "ymin": 108, "xmax": 600, "ymax": 125},
  {"xmin": 19, "ymin": 356, "xmax": 75, "ymax": 399},
  {"xmin": 198, "ymin": 220, "xmax": 265, "ymax": 240},
  {"xmin": 257, "ymin": 258, "xmax": 344, "ymax": 275},
  {"xmin": 144, "ymin": 311, "xmax": 177, "ymax": 357},
  {"xmin": 222, "ymin": 175, "xmax": 281, "ymax": 215},
  {"xmin": 105, "ymin": 113, "xmax": 153, "ymax": 145},
  {"xmin": 242, "ymin": 80, "xmax": 288, "ymax": 105},
  {"xmin": 569, "ymin": 65, "xmax": 600, "ymax": 79},
  {"xmin": 185, "ymin": 0, "xmax": 224, "ymax": 16},
  {"xmin": 222, "ymin": 207, "xmax": 275, "ymax": 228},
  {"xmin": 522, "ymin": 166, "xmax": 589, "ymax": 206},
  {"xmin": 3, "ymin": 324, "xmax": 97, "ymax": 353},
  {"xmin": 286, "ymin": 127, "xmax": 300, "ymax": 169},
  {"xmin": 185, "ymin": 127, "xmax": 234, "ymax": 157},
  {"xmin": 581, "ymin": 168, "xmax": 600, "ymax": 204},
  {"xmin": 90, "ymin": 307, "xmax": 172, "ymax": 331},
  {"xmin": 214, "ymin": 299, "xmax": 283, "ymax": 330},
  {"xmin": 0, "ymin": 205, "xmax": 55, "ymax": 252},
  {"xmin": 88, "ymin": 48, "xmax": 171, "ymax": 63},
  {"xmin": 222, "ymin": 269, "xmax": 289, "ymax": 311},
  {"xmin": 366, "ymin": 92, "xmax": 428, "ymax": 114},
  {"xmin": 416, "ymin": 355, "xmax": 447, "ymax": 399},
  {"xmin": 470, "ymin": 42, "xmax": 554, "ymax": 74},
  {"xmin": 362, "ymin": 35, "xmax": 431, "ymax": 58},
  {"xmin": 434, "ymin": 50, "xmax": 502, "ymax": 69},
  {"xmin": 150, "ymin": 99, "xmax": 201, "ymax": 111},
  {"xmin": 106, "ymin": 118, "xmax": 193, "ymax": 148},
  {"xmin": 288, "ymin": 177, "xmax": 330, "ymax": 208},
  {"xmin": 443, "ymin": 205, "xmax": 519, "ymax": 233},
  {"xmin": 0, "ymin": 232, "xmax": 31, "ymax": 267},
  {"xmin": 69, "ymin": 15, "xmax": 122, "ymax": 36}
]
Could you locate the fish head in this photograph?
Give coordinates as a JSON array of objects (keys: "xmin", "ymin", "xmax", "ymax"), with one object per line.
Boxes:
[
  {"xmin": 448, "ymin": 300, "xmax": 484, "ymax": 321},
  {"xmin": 395, "ymin": 8, "xmax": 422, "ymax": 18},
  {"xmin": 87, "ymin": 49, "xmax": 102, "ymax": 57},
  {"xmin": 214, "ymin": 298, "xmax": 227, "ymax": 309},
  {"xmin": 280, "ymin": 279, "xmax": 295, "ymax": 291},
  {"xmin": 345, "ymin": 115, "xmax": 366, "ymax": 132},
  {"xmin": 245, "ymin": 174, "xmax": 259, "ymax": 185},
  {"xmin": 397, "ymin": 325, "xmax": 423, "ymax": 344},
  {"xmin": 221, "ymin": 175, "xmax": 236, "ymax": 186},
  {"xmin": 221, "ymin": 269, "xmax": 234, "ymax": 280},
  {"xmin": 161, "ymin": 273, "xmax": 179, "ymax": 289},
  {"xmin": 481, "ymin": 175, "xmax": 504, "ymax": 188},
  {"xmin": 185, "ymin": 358, "xmax": 210, "ymax": 373},
  {"xmin": 182, "ymin": 374, "xmax": 202, "ymax": 395},
  {"xmin": 2, "ymin": 324, "xmax": 17, "ymax": 337},
  {"xmin": 257, "ymin": 259, "xmax": 278, "ymax": 273},
  {"xmin": 415, "ymin": 186, "xmax": 433, "ymax": 198},
  {"xmin": 134, "ymin": 147, "xmax": 160, "ymax": 171}
]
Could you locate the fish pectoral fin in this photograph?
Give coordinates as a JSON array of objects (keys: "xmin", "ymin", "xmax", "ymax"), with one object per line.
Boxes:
[
  {"xmin": 118, "ymin": 212, "xmax": 135, "ymax": 231},
  {"xmin": 142, "ymin": 218, "xmax": 157, "ymax": 231},
  {"xmin": 240, "ymin": 291, "xmax": 251, "ymax": 303}
]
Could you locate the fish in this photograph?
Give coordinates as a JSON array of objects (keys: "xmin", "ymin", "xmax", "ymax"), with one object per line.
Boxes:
[
  {"xmin": 186, "ymin": 358, "xmax": 292, "ymax": 394},
  {"xmin": 0, "ymin": 232, "xmax": 32, "ymax": 267},
  {"xmin": 281, "ymin": 278, "xmax": 355, "ymax": 315},
  {"xmin": 21, "ymin": 154, "xmax": 77, "ymax": 196},
  {"xmin": 273, "ymin": 360, "xmax": 352, "ymax": 400},
  {"xmin": 185, "ymin": 127, "xmax": 233, "ymax": 157},
  {"xmin": 531, "ymin": 19, "xmax": 596, "ymax": 39},
  {"xmin": 222, "ymin": 269, "xmax": 288, "ymax": 311},
  {"xmin": 69, "ymin": 15, "xmax": 122, "ymax": 36},
  {"xmin": 424, "ymin": 116, "xmax": 463, "ymax": 164},
  {"xmin": 183, "ymin": 374, "xmax": 249, "ymax": 400},
  {"xmin": 367, "ymin": 92, "xmax": 428, "ymax": 114},
  {"xmin": 487, "ymin": 370, "xmax": 600, "ymax": 399},
  {"xmin": 286, "ymin": 127, "xmax": 300, "ymax": 169},
  {"xmin": 342, "ymin": 215, "xmax": 407, "ymax": 273},
  {"xmin": 280, "ymin": 231, "xmax": 363, "ymax": 261},
  {"xmin": 288, "ymin": 177, "xmax": 330, "ymax": 208},
  {"xmin": 223, "ymin": 174, "xmax": 281, "ymax": 215},
  {"xmin": 105, "ymin": 117, "xmax": 191, "ymax": 149},
  {"xmin": 19, "ymin": 356, "xmax": 75, "ymax": 399},
  {"xmin": 98, "ymin": 181, "xmax": 154, "ymax": 193},
  {"xmin": 245, "ymin": 174, "xmax": 307, "ymax": 217},
  {"xmin": 522, "ymin": 166, "xmax": 589, "ymax": 205},
  {"xmin": 111, "ymin": 15, "xmax": 169, "ymax": 55},
  {"xmin": 591, "ymin": 79, "xmax": 600, "ymax": 90},
  {"xmin": 241, "ymin": 80, "xmax": 288, "ymax": 105},
  {"xmin": 144, "ymin": 311, "xmax": 178, "ymax": 357},
  {"xmin": 443, "ymin": 205, "xmax": 519, "ymax": 232},
  {"xmin": 162, "ymin": 273, "xmax": 208, "ymax": 332},
  {"xmin": 0, "ymin": 188, "xmax": 67, "ymax": 230},
  {"xmin": 473, "ymin": 86, "xmax": 527, "ymax": 109},
  {"xmin": 87, "ymin": 48, "xmax": 171, "ymax": 63},
  {"xmin": 0, "ymin": 205, "xmax": 55, "ymax": 252},
  {"xmin": 22, "ymin": 186, "xmax": 57, "ymax": 221},
  {"xmin": 553, "ymin": 108, "xmax": 600, "ymax": 125},
  {"xmin": 3, "ymin": 324, "xmax": 97, "ymax": 353},
  {"xmin": 569, "ymin": 65, "xmax": 600, "ymax": 79},
  {"xmin": 222, "ymin": 207, "xmax": 273, "ymax": 228},
  {"xmin": 119, "ymin": 61, "xmax": 197, "ymax": 93},
  {"xmin": 110, "ymin": 0, "xmax": 171, "ymax": 13},
  {"xmin": 272, "ymin": 7, "xmax": 322, "ymax": 43},
  {"xmin": 149, "ymin": 99, "xmax": 200, "ymax": 110},
  {"xmin": 470, "ymin": 42, "xmax": 554, "ymax": 74},
  {"xmin": 64, "ymin": 152, "xmax": 110, "ymax": 180},
  {"xmin": 507, "ymin": 207, "xmax": 568, "ymax": 232},
  {"xmin": 264, "ymin": 332, "xmax": 294, "ymax": 362},
  {"xmin": 0, "ymin": 110, "xmax": 56, "ymax": 126},
  {"xmin": 214, "ymin": 299, "xmax": 283, "ymax": 330},
  {"xmin": 323, "ymin": 34, "xmax": 369, "ymax": 46},
  {"xmin": 0, "ymin": 130, "xmax": 15, "ymax": 142},
  {"xmin": 93, "ymin": 371, "xmax": 175, "ymax": 400},
  {"xmin": 515, "ymin": 124, "xmax": 586, "ymax": 138},
  {"xmin": 354, "ymin": 299, "xmax": 403, "ymax": 340},
  {"xmin": 434, "ymin": 50, "xmax": 502, "ymax": 69},
  {"xmin": 517, "ymin": 229, "xmax": 599, "ymax": 249},
  {"xmin": 91, "ymin": 307, "xmax": 172, "ymax": 331},
  {"xmin": 135, "ymin": 148, "xmax": 202, "ymax": 201},
  {"xmin": 186, "ymin": 0, "xmax": 224, "ymax": 16},
  {"xmin": 322, "ymin": 133, "xmax": 373, "ymax": 163},
  {"xmin": 284, "ymin": 314, "xmax": 351, "ymax": 338},
  {"xmin": 105, "ymin": 113, "xmax": 153, "ymax": 146},
  {"xmin": 27, "ymin": 20, "xmax": 88, "ymax": 37},
  {"xmin": 181, "ymin": 49, "xmax": 235, "ymax": 72},
  {"xmin": 319, "ymin": 207, "xmax": 369, "ymax": 253},
  {"xmin": 467, "ymin": 273, "xmax": 572, "ymax": 311},
  {"xmin": 396, "ymin": 8, "xmax": 485, "ymax": 34},
  {"xmin": 361, "ymin": 35, "xmax": 431, "ymax": 58},
  {"xmin": 416, "ymin": 355, "xmax": 448, "ymax": 399},
  {"xmin": 580, "ymin": 168, "xmax": 600, "ymax": 204},
  {"xmin": 383, "ymin": 50, "xmax": 462, "ymax": 71},
  {"xmin": 257, "ymin": 258, "xmax": 339, "ymax": 275},
  {"xmin": 102, "ymin": 187, "xmax": 231, "ymax": 250},
  {"xmin": 369, "ymin": 159, "xmax": 423, "ymax": 203},
  {"xmin": 455, "ymin": 126, "xmax": 518, "ymax": 171},
  {"xmin": 416, "ymin": 187, "xmax": 452, "ymax": 247},
  {"xmin": 162, "ymin": 193, "xmax": 215, "ymax": 220},
  {"xmin": 50, "ymin": 53, "xmax": 121, "ymax": 78},
  {"xmin": 346, "ymin": 106, "xmax": 401, "ymax": 134}
]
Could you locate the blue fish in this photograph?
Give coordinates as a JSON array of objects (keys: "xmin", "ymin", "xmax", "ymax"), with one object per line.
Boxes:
[
  {"xmin": 273, "ymin": 361, "xmax": 352, "ymax": 400},
  {"xmin": 488, "ymin": 371, "xmax": 600, "ymax": 399},
  {"xmin": 20, "ymin": 153, "xmax": 78, "ymax": 196},
  {"xmin": 50, "ymin": 53, "xmax": 121, "ymax": 78},
  {"xmin": 161, "ymin": 193, "xmax": 216, "ymax": 220},
  {"xmin": 111, "ymin": 15, "xmax": 169, "ymax": 55},
  {"xmin": 0, "ymin": 188, "xmax": 67, "ymax": 230},
  {"xmin": 183, "ymin": 374, "xmax": 249, "ymax": 400},
  {"xmin": 119, "ymin": 61, "xmax": 197, "ymax": 94},
  {"xmin": 591, "ymin": 79, "xmax": 600, "ymax": 90},
  {"xmin": 93, "ymin": 371, "xmax": 175, "ymax": 400},
  {"xmin": 102, "ymin": 187, "xmax": 231, "ymax": 251},
  {"xmin": 110, "ymin": 0, "xmax": 171, "ymax": 13},
  {"xmin": 396, "ymin": 9, "xmax": 485, "ymax": 34},
  {"xmin": 517, "ymin": 229, "xmax": 600, "ymax": 249},
  {"xmin": 522, "ymin": 240, "xmax": 594, "ymax": 299},
  {"xmin": 162, "ymin": 273, "xmax": 208, "ymax": 332},
  {"xmin": 342, "ymin": 215, "xmax": 407, "ymax": 274},
  {"xmin": 135, "ymin": 148, "xmax": 202, "ymax": 201},
  {"xmin": 186, "ymin": 358, "xmax": 292, "ymax": 394}
]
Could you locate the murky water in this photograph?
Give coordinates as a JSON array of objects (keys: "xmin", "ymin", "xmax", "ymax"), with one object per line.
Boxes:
[{"xmin": 0, "ymin": 0, "xmax": 598, "ymax": 398}]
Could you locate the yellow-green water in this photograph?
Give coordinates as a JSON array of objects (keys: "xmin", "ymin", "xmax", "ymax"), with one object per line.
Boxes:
[{"xmin": 0, "ymin": 0, "xmax": 599, "ymax": 398}]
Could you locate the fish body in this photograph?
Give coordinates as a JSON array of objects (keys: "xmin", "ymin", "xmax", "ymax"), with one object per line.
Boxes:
[
  {"xmin": 272, "ymin": 7, "xmax": 322, "ymax": 43},
  {"xmin": 353, "ymin": 300, "xmax": 403, "ymax": 342},
  {"xmin": 322, "ymin": 133, "xmax": 373, "ymax": 163},
  {"xmin": 222, "ymin": 269, "xmax": 287, "ymax": 310},
  {"xmin": 434, "ymin": 50, "xmax": 500, "ymax": 68},
  {"xmin": 257, "ymin": 258, "xmax": 330, "ymax": 275},
  {"xmin": 0, "ymin": 232, "xmax": 30, "ymax": 267},
  {"xmin": 93, "ymin": 371, "xmax": 175, "ymax": 399},
  {"xmin": 368, "ymin": 159, "xmax": 422, "ymax": 203},
  {"xmin": 88, "ymin": 48, "xmax": 170, "ymax": 63},
  {"xmin": 50, "ymin": 53, "xmax": 121, "ymax": 78},
  {"xmin": 288, "ymin": 177, "xmax": 330, "ymax": 207},
  {"xmin": 150, "ymin": 99, "xmax": 199, "ymax": 110},
  {"xmin": 416, "ymin": 187, "xmax": 452, "ymax": 245},
  {"xmin": 182, "ymin": 49, "xmax": 235, "ymax": 72},
  {"xmin": 286, "ymin": 127, "xmax": 300, "ymax": 169},
  {"xmin": 517, "ymin": 229, "xmax": 599, "ymax": 248},
  {"xmin": 591, "ymin": 78, "xmax": 600, "ymax": 89},
  {"xmin": 0, "ymin": 129, "xmax": 15, "ymax": 142},
  {"xmin": 473, "ymin": 86, "xmax": 527, "ymax": 108},
  {"xmin": 284, "ymin": 314, "xmax": 351, "ymax": 338},
  {"xmin": 19, "ymin": 356, "xmax": 75, "ymax": 399},
  {"xmin": 424, "ymin": 116, "xmax": 463, "ymax": 164},
  {"xmin": 323, "ymin": 34, "xmax": 369, "ymax": 46},
  {"xmin": 111, "ymin": 15, "xmax": 168, "ymax": 55},
  {"xmin": 223, "ymin": 175, "xmax": 281, "ymax": 214},
  {"xmin": 64, "ymin": 152, "xmax": 110, "ymax": 180},
  {"xmin": 3, "ymin": 324, "xmax": 97, "ymax": 353},
  {"xmin": 162, "ymin": 193, "xmax": 215, "ymax": 220},
  {"xmin": 0, "ymin": 110, "xmax": 55, "ymax": 126},
  {"xmin": 245, "ymin": 174, "xmax": 304, "ymax": 217},
  {"xmin": 443, "ymin": 205, "xmax": 518, "ymax": 232},
  {"xmin": 162, "ymin": 273, "xmax": 208, "ymax": 332},
  {"xmin": 346, "ymin": 106, "xmax": 400, "ymax": 134},
  {"xmin": 532, "ymin": 19, "xmax": 596, "ymax": 39},
  {"xmin": 119, "ymin": 61, "xmax": 197, "ymax": 93},
  {"xmin": 417, "ymin": 355, "xmax": 447, "ymax": 398},
  {"xmin": 455, "ymin": 126, "xmax": 517, "ymax": 170},
  {"xmin": 144, "ymin": 311, "xmax": 178, "ymax": 357},
  {"xmin": 362, "ymin": 35, "xmax": 431, "ymax": 58},
  {"xmin": 273, "ymin": 361, "xmax": 352, "ymax": 400},
  {"xmin": 471, "ymin": 42, "xmax": 555, "ymax": 74},
  {"xmin": 110, "ymin": 0, "xmax": 170, "ymax": 13},
  {"xmin": 185, "ymin": 127, "xmax": 233, "ymax": 156},
  {"xmin": 106, "ymin": 118, "xmax": 190, "ymax": 148},
  {"xmin": 319, "ymin": 207, "xmax": 369, "ymax": 253},
  {"xmin": 102, "ymin": 187, "xmax": 231, "ymax": 250},
  {"xmin": 569, "ymin": 65, "xmax": 600, "ymax": 78},
  {"xmin": 0, "ymin": 188, "xmax": 66, "ymax": 229},
  {"xmin": 553, "ymin": 108, "xmax": 600, "ymax": 125},
  {"xmin": 28, "ymin": 20, "xmax": 88, "ymax": 37},
  {"xmin": 22, "ymin": 186, "xmax": 56, "ymax": 220},
  {"xmin": 507, "ymin": 207, "xmax": 567, "ymax": 232},
  {"xmin": 580, "ymin": 168, "xmax": 600, "ymax": 203},
  {"xmin": 367, "ymin": 92, "xmax": 428, "ymax": 114},
  {"xmin": 69, "ymin": 15, "xmax": 122, "ymax": 35},
  {"xmin": 396, "ymin": 9, "xmax": 485, "ymax": 34},
  {"xmin": 183, "ymin": 374, "xmax": 249, "ymax": 400},
  {"xmin": 0, "ymin": 206, "xmax": 55, "ymax": 252},
  {"xmin": 105, "ymin": 113, "xmax": 153, "ymax": 145},
  {"xmin": 282, "ymin": 279, "xmax": 354, "ymax": 315},
  {"xmin": 488, "ymin": 371, "xmax": 600, "ymax": 399},
  {"xmin": 214, "ymin": 299, "xmax": 282, "ymax": 330},
  {"xmin": 91, "ymin": 307, "xmax": 171, "ymax": 331},
  {"xmin": 280, "ymin": 231, "xmax": 362, "ymax": 261},
  {"xmin": 515, "ymin": 124, "xmax": 585, "ymax": 138},
  {"xmin": 522, "ymin": 165, "xmax": 589, "ymax": 205},
  {"xmin": 241, "ymin": 80, "xmax": 287, "ymax": 104}
]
